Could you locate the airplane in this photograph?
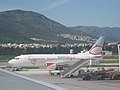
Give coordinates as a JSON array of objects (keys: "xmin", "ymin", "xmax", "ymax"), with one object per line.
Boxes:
[{"xmin": 8, "ymin": 36, "xmax": 105, "ymax": 69}]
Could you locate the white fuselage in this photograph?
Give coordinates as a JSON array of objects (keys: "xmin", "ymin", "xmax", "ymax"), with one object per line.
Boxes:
[
  {"xmin": 8, "ymin": 53, "xmax": 94, "ymax": 67},
  {"xmin": 8, "ymin": 36, "xmax": 105, "ymax": 68}
]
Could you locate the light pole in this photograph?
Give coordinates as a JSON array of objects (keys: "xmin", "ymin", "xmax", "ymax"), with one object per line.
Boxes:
[{"xmin": 117, "ymin": 44, "xmax": 120, "ymax": 71}]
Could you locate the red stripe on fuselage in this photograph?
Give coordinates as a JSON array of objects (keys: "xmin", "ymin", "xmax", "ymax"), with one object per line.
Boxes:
[{"xmin": 45, "ymin": 62, "xmax": 55, "ymax": 68}]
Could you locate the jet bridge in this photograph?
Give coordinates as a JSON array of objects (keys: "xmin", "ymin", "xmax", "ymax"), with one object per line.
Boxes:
[{"xmin": 61, "ymin": 59, "xmax": 90, "ymax": 78}]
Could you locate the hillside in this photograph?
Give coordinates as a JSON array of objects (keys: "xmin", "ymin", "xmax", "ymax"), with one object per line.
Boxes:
[
  {"xmin": 0, "ymin": 10, "xmax": 120, "ymax": 44},
  {"xmin": 69, "ymin": 26, "xmax": 120, "ymax": 41},
  {"xmin": 0, "ymin": 10, "xmax": 80, "ymax": 44}
]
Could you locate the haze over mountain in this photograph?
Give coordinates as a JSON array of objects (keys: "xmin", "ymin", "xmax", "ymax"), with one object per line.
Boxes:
[{"xmin": 0, "ymin": 10, "xmax": 120, "ymax": 43}]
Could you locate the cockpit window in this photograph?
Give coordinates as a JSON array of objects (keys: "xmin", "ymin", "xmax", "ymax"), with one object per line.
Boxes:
[{"xmin": 15, "ymin": 58, "xmax": 19, "ymax": 60}]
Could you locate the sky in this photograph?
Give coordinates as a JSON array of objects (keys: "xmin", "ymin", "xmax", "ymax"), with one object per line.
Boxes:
[{"xmin": 0, "ymin": 0, "xmax": 120, "ymax": 27}]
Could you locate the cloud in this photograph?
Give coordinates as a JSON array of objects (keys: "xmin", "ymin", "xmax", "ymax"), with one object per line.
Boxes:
[{"xmin": 41, "ymin": 0, "xmax": 70, "ymax": 11}]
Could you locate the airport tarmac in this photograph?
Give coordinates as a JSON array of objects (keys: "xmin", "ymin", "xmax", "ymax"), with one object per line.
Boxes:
[
  {"xmin": 0, "ymin": 69, "xmax": 66, "ymax": 90},
  {"xmin": 15, "ymin": 69, "xmax": 120, "ymax": 90}
]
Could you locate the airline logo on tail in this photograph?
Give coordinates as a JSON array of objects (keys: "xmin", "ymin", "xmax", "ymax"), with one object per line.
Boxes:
[
  {"xmin": 88, "ymin": 36, "xmax": 105, "ymax": 55},
  {"xmin": 89, "ymin": 45, "xmax": 102, "ymax": 55}
]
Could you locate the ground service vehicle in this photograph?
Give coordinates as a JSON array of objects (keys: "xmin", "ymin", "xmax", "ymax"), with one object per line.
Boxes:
[
  {"xmin": 106, "ymin": 71, "xmax": 120, "ymax": 80},
  {"xmin": 79, "ymin": 69, "xmax": 120, "ymax": 80},
  {"xmin": 49, "ymin": 67, "xmax": 64, "ymax": 75}
]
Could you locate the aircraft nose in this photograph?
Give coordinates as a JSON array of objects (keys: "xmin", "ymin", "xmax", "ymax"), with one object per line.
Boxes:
[
  {"xmin": 8, "ymin": 59, "xmax": 16, "ymax": 65},
  {"xmin": 8, "ymin": 60, "xmax": 13, "ymax": 65}
]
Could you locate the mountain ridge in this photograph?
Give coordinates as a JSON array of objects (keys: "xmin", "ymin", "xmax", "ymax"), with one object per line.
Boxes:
[
  {"xmin": 0, "ymin": 10, "xmax": 77, "ymax": 43},
  {"xmin": 69, "ymin": 26, "xmax": 120, "ymax": 41},
  {"xmin": 0, "ymin": 9, "xmax": 120, "ymax": 43}
]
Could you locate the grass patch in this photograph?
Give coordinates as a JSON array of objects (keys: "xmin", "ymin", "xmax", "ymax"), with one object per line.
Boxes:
[
  {"xmin": 88, "ymin": 65, "xmax": 119, "ymax": 67},
  {"xmin": 0, "ymin": 55, "xmax": 15, "ymax": 62},
  {"xmin": 103, "ymin": 55, "xmax": 118, "ymax": 59},
  {"xmin": 100, "ymin": 60, "xmax": 119, "ymax": 63}
]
